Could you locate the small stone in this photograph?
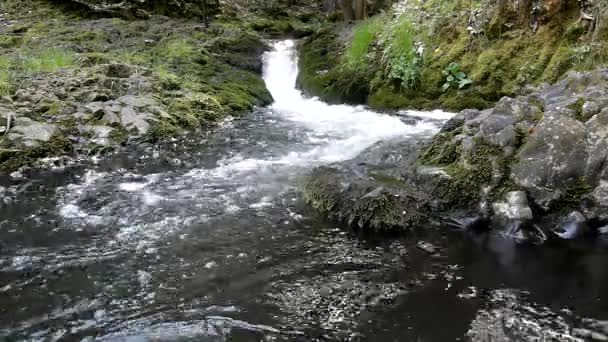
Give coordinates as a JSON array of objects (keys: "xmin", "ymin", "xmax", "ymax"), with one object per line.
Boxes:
[
  {"xmin": 12, "ymin": 255, "xmax": 33, "ymax": 271},
  {"xmin": 204, "ymin": 261, "xmax": 218, "ymax": 269},
  {"xmin": 137, "ymin": 270, "xmax": 152, "ymax": 287},
  {"xmin": 416, "ymin": 241, "xmax": 438, "ymax": 254},
  {"xmin": 582, "ymin": 101, "xmax": 600, "ymax": 117},
  {"xmin": 93, "ymin": 309, "xmax": 106, "ymax": 321},
  {"xmin": 9, "ymin": 170, "xmax": 23, "ymax": 179}
]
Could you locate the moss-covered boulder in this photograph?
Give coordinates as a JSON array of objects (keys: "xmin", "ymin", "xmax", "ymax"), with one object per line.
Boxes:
[{"xmin": 414, "ymin": 69, "xmax": 608, "ymax": 237}]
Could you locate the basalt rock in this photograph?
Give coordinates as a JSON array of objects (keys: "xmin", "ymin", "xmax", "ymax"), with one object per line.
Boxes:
[
  {"xmin": 304, "ymin": 69, "xmax": 608, "ymax": 241},
  {"xmin": 416, "ymin": 69, "xmax": 608, "ymax": 239}
]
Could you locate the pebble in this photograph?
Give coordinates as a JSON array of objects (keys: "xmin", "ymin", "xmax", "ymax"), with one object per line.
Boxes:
[
  {"xmin": 137, "ymin": 270, "xmax": 152, "ymax": 287},
  {"xmin": 93, "ymin": 309, "xmax": 106, "ymax": 321},
  {"xmin": 204, "ymin": 261, "xmax": 218, "ymax": 269},
  {"xmin": 416, "ymin": 241, "xmax": 438, "ymax": 254},
  {"xmin": 12, "ymin": 255, "xmax": 33, "ymax": 271}
]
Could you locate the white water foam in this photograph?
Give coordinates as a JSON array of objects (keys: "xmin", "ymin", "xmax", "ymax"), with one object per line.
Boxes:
[{"xmin": 55, "ymin": 40, "xmax": 454, "ymax": 251}]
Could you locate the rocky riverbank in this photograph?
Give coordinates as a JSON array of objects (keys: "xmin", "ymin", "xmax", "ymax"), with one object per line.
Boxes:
[
  {"xmin": 305, "ymin": 68, "xmax": 608, "ymax": 243},
  {"xmin": 0, "ymin": 0, "xmax": 325, "ymax": 173}
]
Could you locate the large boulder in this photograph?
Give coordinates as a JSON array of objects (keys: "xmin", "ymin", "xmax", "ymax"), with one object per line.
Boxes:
[
  {"xmin": 304, "ymin": 69, "xmax": 608, "ymax": 239},
  {"xmin": 511, "ymin": 114, "xmax": 588, "ymax": 208},
  {"xmin": 412, "ymin": 68, "xmax": 608, "ymax": 238}
]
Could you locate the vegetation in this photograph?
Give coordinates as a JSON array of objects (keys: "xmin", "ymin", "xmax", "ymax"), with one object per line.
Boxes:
[
  {"xmin": 380, "ymin": 16, "xmax": 420, "ymax": 90},
  {"xmin": 299, "ymin": 0, "xmax": 608, "ymax": 111},
  {"xmin": 442, "ymin": 62, "xmax": 472, "ymax": 92}
]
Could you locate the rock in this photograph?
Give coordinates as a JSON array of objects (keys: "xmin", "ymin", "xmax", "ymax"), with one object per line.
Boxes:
[
  {"xmin": 416, "ymin": 241, "xmax": 438, "ymax": 254},
  {"xmin": 0, "ymin": 107, "xmax": 16, "ymax": 133},
  {"xmin": 85, "ymin": 125, "xmax": 114, "ymax": 146},
  {"xmin": 119, "ymin": 106, "xmax": 153, "ymax": 134},
  {"xmin": 12, "ymin": 256, "xmax": 33, "ymax": 271},
  {"xmin": 6, "ymin": 117, "xmax": 57, "ymax": 147},
  {"xmin": 117, "ymin": 95, "xmax": 156, "ymax": 108},
  {"xmin": 106, "ymin": 64, "xmax": 132, "ymax": 78},
  {"xmin": 552, "ymin": 211, "xmax": 589, "ymax": 239},
  {"xmin": 511, "ymin": 114, "xmax": 588, "ymax": 208},
  {"xmin": 492, "ymin": 191, "xmax": 533, "ymax": 221},
  {"xmin": 582, "ymin": 101, "xmax": 600, "ymax": 118}
]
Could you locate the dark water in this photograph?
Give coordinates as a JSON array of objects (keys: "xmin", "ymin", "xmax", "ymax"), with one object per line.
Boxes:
[{"xmin": 1, "ymin": 40, "xmax": 608, "ymax": 341}]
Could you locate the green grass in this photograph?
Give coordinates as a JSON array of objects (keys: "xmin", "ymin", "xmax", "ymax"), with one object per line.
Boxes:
[
  {"xmin": 159, "ymin": 38, "xmax": 196, "ymax": 60},
  {"xmin": 0, "ymin": 55, "xmax": 14, "ymax": 97},
  {"xmin": 342, "ymin": 18, "xmax": 381, "ymax": 69},
  {"xmin": 0, "ymin": 70, "xmax": 14, "ymax": 97},
  {"xmin": 19, "ymin": 48, "xmax": 75, "ymax": 74}
]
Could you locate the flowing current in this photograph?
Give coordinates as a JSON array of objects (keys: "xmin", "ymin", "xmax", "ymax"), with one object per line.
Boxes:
[{"xmin": 2, "ymin": 41, "xmax": 608, "ymax": 341}]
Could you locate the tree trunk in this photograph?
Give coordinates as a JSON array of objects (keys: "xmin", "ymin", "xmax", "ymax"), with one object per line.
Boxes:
[
  {"xmin": 202, "ymin": 0, "xmax": 209, "ymax": 28},
  {"xmin": 354, "ymin": 0, "xmax": 366, "ymax": 19},
  {"xmin": 341, "ymin": 0, "xmax": 354, "ymax": 20}
]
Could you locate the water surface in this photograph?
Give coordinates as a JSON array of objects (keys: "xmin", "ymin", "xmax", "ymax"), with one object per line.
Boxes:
[{"xmin": 1, "ymin": 40, "xmax": 608, "ymax": 342}]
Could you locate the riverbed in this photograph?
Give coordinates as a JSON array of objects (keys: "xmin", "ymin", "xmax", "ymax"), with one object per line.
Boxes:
[{"xmin": 1, "ymin": 40, "xmax": 608, "ymax": 341}]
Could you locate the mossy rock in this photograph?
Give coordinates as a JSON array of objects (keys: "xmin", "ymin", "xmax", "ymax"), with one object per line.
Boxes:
[
  {"xmin": 170, "ymin": 92, "xmax": 224, "ymax": 125},
  {"xmin": 0, "ymin": 133, "xmax": 72, "ymax": 172}
]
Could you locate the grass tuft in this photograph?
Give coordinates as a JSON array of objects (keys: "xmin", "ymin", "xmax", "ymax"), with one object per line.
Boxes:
[
  {"xmin": 19, "ymin": 48, "xmax": 75, "ymax": 74},
  {"xmin": 342, "ymin": 18, "xmax": 381, "ymax": 70}
]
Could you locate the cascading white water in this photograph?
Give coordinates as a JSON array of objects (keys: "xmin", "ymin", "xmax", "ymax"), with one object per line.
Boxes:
[{"xmin": 261, "ymin": 40, "xmax": 444, "ymax": 163}]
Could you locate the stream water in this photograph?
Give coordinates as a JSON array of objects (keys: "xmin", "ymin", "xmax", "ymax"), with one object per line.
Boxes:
[{"xmin": 2, "ymin": 40, "xmax": 608, "ymax": 341}]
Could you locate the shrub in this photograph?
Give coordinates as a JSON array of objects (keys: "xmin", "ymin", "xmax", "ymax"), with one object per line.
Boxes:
[
  {"xmin": 442, "ymin": 62, "xmax": 472, "ymax": 92},
  {"xmin": 381, "ymin": 16, "xmax": 421, "ymax": 89}
]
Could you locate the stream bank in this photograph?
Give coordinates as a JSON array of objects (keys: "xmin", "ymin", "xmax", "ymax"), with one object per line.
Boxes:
[
  {"xmin": 0, "ymin": 0, "xmax": 325, "ymax": 173},
  {"xmin": 2, "ymin": 38, "xmax": 608, "ymax": 342},
  {"xmin": 297, "ymin": 0, "xmax": 608, "ymax": 111}
]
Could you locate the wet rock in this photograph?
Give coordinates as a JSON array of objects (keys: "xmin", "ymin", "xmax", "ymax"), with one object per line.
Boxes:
[
  {"xmin": 85, "ymin": 125, "xmax": 114, "ymax": 146},
  {"xmin": 12, "ymin": 256, "xmax": 33, "ymax": 271},
  {"xmin": 0, "ymin": 107, "xmax": 15, "ymax": 133},
  {"xmin": 416, "ymin": 241, "xmax": 438, "ymax": 254},
  {"xmin": 492, "ymin": 191, "xmax": 533, "ymax": 221},
  {"xmin": 511, "ymin": 114, "xmax": 587, "ymax": 208},
  {"xmin": 106, "ymin": 64, "xmax": 132, "ymax": 78},
  {"xmin": 117, "ymin": 95, "xmax": 156, "ymax": 108},
  {"xmin": 119, "ymin": 106, "xmax": 153, "ymax": 134},
  {"xmin": 6, "ymin": 117, "xmax": 57, "ymax": 147},
  {"xmin": 552, "ymin": 211, "xmax": 589, "ymax": 239}
]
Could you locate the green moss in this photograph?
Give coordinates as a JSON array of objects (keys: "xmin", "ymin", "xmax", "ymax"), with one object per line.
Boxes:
[
  {"xmin": 108, "ymin": 126, "xmax": 129, "ymax": 144},
  {"xmin": 0, "ymin": 133, "xmax": 72, "ymax": 172},
  {"xmin": 443, "ymin": 140, "xmax": 502, "ymax": 204},
  {"xmin": 441, "ymin": 90, "xmax": 491, "ymax": 111},
  {"xmin": 146, "ymin": 120, "xmax": 181, "ymax": 142},
  {"xmin": 566, "ymin": 97, "xmax": 590, "ymax": 122},
  {"xmin": 0, "ymin": 34, "xmax": 21, "ymax": 48},
  {"xmin": 350, "ymin": 190, "xmax": 402, "ymax": 230},
  {"xmin": 418, "ymin": 131, "xmax": 462, "ymax": 165},
  {"xmin": 303, "ymin": 167, "xmax": 341, "ymax": 214},
  {"xmin": 553, "ymin": 177, "xmax": 593, "ymax": 209},
  {"xmin": 169, "ymin": 92, "xmax": 224, "ymax": 125},
  {"xmin": 542, "ymin": 44, "xmax": 574, "ymax": 83}
]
